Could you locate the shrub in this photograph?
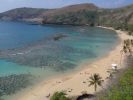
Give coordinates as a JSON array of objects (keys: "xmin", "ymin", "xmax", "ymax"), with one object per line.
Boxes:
[
  {"xmin": 128, "ymin": 24, "xmax": 133, "ymax": 32},
  {"xmin": 50, "ymin": 91, "xmax": 70, "ymax": 100}
]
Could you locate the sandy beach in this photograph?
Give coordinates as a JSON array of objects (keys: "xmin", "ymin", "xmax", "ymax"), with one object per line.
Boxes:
[{"xmin": 11, "ymin": 27, "xmax": 133, "ymax": 100}]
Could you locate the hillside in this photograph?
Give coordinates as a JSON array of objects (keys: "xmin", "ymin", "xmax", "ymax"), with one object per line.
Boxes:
[
  {"xmin": 0, "ymin": 3, "xmax": 133, "ymax": 31},
  {"xmin": 0, "ymin": 3, "xmax": 98, "ymax": 25},
  {"xmin": 0, "ymin": 7, "xmax": 50, "ymax": 23},
  {"xmin": 98, "ymin": 4, "xmax": 133, "ymax": 31}
]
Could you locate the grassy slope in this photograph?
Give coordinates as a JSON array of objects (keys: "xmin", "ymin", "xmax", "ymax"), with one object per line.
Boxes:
[{"xmin": 97, "ymin": 67, "xmax": 133, "ymax": 100}]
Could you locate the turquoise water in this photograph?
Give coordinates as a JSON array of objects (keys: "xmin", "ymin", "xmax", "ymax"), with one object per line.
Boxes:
[
  {"xmin": 0, "ymin": 22, "xmax": 118, "ymax": 76},
  {"xmin": 0, "ymin": 21, "xmax": 119, "ymax": 78},
  {"xmin": 0, "ymin": 60, "xmax": 44, "ymax": 77},
  {"xmin": 0, "ymin": 21, "xmax": 119, "ymax": 99}
]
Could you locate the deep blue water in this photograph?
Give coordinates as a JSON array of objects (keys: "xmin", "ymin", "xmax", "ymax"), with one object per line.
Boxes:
[
  {"xmin": 0, "ymin": 21, "xmax": 120, "ymax": 100},
  {"xmin": 0, "ymin": 21, "xmax": 119, "ymax": 77},
  {"xmin": 0, "ymin": 21, "xmax": 60, "ymax": 49}
]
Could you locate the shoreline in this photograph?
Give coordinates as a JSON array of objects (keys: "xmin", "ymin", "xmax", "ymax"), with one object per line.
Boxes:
[{"xmin": 9, "ymin": 27, "xmax": 133, "ymax": 100}]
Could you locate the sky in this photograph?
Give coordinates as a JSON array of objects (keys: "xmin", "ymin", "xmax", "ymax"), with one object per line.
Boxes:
[{"xmin": 0, "ymin": 0, "xmax": 133, "ymax": 12}]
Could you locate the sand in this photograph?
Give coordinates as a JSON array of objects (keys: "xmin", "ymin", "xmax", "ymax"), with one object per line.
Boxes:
[{"xmin": 11, "ymin": 26, "xmax": 133, "ymax": 100}]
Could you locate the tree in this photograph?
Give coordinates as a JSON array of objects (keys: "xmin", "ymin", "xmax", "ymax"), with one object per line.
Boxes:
[
  {"xmin": 50, "ymin": 91, "xmax": 70, "ymax": 100},
  {"xmin": 120, "ymin": 39, "xmax": 133, "ymax": 66},
  {"xmin": 123, "ymin": 39, "xmax": 133, "ymax": 55},
  {"xmin": 89, "ymin": 73, "xmax": 104, "ymax": 92}
]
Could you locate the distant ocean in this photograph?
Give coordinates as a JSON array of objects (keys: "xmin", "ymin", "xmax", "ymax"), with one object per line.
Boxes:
[{"xmin": 0, "ymin": 21, "xmax": 119, "ymax": 99}]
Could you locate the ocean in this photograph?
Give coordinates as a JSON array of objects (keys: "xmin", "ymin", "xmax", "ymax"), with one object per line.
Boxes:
[{"xmin": 0, "ymin": 21, "xmax": 119, "ymax": 99}]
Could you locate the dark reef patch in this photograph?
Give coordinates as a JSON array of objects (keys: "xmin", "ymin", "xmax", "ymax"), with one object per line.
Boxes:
[
  {"xmin": 0, "ymin": 32, "xmax": 97, "ymax": 72},
  {"xmin": 52, "ymin": 33, "xmax": 68, "ymax": 41},
  {"xmin": 0, "ymin": 74, "xmax": 32, "ymax": 97}
]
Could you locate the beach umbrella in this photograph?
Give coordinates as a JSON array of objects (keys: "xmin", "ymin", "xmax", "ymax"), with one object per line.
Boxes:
[{"xmin": 111, "ymin": 64, "xmax": 117, "ymax": 70}]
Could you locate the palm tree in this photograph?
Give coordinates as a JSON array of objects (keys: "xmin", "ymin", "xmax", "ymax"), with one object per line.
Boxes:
[
  {"xmin": 120, "ymin": 45, "xmax": 127, "ymax": 66},
  {"xmin": 89, "ymin": 73, "xmax": 104, "ymax": 92},
  {"xmin": 120, "ymin": 39, "xmax": 133, "ymax": 66},
  {"xmin": 131, "ymin": 39, "xmax": 133, "ymax": 46}
]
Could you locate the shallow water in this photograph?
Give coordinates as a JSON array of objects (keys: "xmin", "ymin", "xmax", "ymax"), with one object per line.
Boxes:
[{"xmin": 0, "ymin": 21, "xmax": 119, "ymax": 99}]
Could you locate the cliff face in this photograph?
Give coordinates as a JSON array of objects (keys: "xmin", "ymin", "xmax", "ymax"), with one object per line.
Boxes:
[{"xmin": 0, "ymin": 3, "xmax": 133, "ymax": 31}]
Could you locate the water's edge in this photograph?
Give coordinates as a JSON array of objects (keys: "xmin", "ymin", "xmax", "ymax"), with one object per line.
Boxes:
[{"xmin": 0, "ymin": 23, "xmax": 119, "ymax": 99}]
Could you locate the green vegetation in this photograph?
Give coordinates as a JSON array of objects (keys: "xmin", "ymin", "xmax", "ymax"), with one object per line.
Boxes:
[
  {"xmin": 96, "ymin": 39, "xmax": 133, "ymax": 100},
  {"xmin": 0, "ymin": 3, "xmax": 133, "ymax": 100},
  {"xmin": 52, "ymin": 10, "xmax": 98, "ymax": 26},
  {"xmin": 120, "ymin": 39, "xmax": 133, "ymax": 65},
  {"xmin": 89, "ymin": 73, "xmax": 104, "ymax": 91},
  {"xmin": 128, "ymin": 24, "xmax": 133, "ymax": 32},
  {"xmin": 122, "ymin": 39, "xmax": 133, "ymax": 55},
  {"xmin": 97, "ymin": 67, "xmax": 133, "ymax": 100},
  {"xmin": 98, "ymin": 5, "xmax": 133, "ymax": 32},
  {"xmin": 0, "ymin": 3, "xmax": 133, "ymax": 29},
  {"xmin": 0, "ymin": 7, "xmax": 48, "ymax": 21},
  {"xmin": 50, "ymin": 91, "xmax": 70, "ymax": 100}
]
